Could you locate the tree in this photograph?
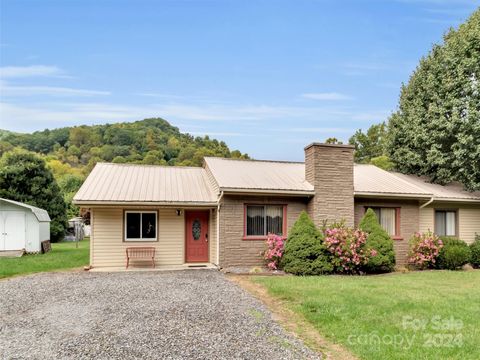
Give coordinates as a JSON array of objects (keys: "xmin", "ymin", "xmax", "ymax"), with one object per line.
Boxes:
[
  {"xmin": 58, "ymin": 174, "xmax": 85, "ymax": 219},
  {"xmin": 369, "ymin": 155, "xmax": 395, "ymax": 171},
  {"xmin": 387, "ymin": 9, "xmax": 480, "ymax": 191},
  {"xmin": 281, "ymin": 211, "xmax": 333, "ymax": 275},
  {"xmin": 358, "ymin": 208, "xmax": 396, "ymax": 273},
  {"xmin": 325, "ymin": 137, "xmax": 342, "ymax": 144},
  {"xmin": 349, "ymin": 122, "xmax": 389, "ymax": 163},
  {"xmin": 0, "ymin": 150, "xmax": 67, "ymax": 241}
]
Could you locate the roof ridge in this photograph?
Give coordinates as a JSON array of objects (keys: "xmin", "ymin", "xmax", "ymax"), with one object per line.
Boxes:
[
  {"xmin": 204, "ymin": 157, "xmax": 305, "ymax": 165},
  {"xmin": 97, "ymin": 162, "xmax": 204, "ymax": 170}
]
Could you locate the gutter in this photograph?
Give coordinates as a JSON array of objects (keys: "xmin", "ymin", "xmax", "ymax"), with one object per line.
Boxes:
[
  {"xmin": 420, "ymin": 196, "xmax": 435, "ymax": 209},
  {"xmin": 220, "ymin": 188, "xmax": 314, "ymax": 197},
  {"xmin": 73, "ymin": 201, "xmax": 218, "ymax": 207},
  {"xmin": 216, "ymin": 191, "xmax": 224, "ymax": 267}
]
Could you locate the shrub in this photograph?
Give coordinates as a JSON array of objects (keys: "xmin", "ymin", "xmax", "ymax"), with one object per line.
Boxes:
[
  {"xmin": 358, "ymin": 208, "xmax": 396, "ymax": 273},
  {"xmin": 263, "ymin": 233, "xmax": 285, "ymax": 270},
  {"xmin": 436, "ymin": 237, "xmax": 471, "ymax": 270},
  {"xmin": 324, "ymin": 226, "xmax": 374, "ymax": 274},
  {"xmin": 408, "ymin": 231, "xmax": 443, "ymax": 269},
  {"xmin": 470, "ymin": 235, "xmax": 480, "ymax": 268},
  {"xmin": 281, "ymin": 211, "xmax": 333, "ymax": 275}
]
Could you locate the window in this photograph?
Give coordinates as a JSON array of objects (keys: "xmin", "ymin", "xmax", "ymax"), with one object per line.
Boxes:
[
  {"xmin": 124, "ymin": 211, "xmax": 157, "ymax": 241},
  {"xmin": 245, "ymin": 205, "xmax": 285, "ymax": 238},
  {"xmin": 366, "ymin": 207, "xmax": 398, "ymax": 236},
  {"xmin": 435, "ymin": 210, "xmax": 457, "ymax": 237}
]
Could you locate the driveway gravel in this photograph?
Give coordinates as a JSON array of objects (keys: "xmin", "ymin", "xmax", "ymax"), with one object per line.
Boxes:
[{"xmin": 0, "ymin": 270, "xmax": 320, "ymax": 359}]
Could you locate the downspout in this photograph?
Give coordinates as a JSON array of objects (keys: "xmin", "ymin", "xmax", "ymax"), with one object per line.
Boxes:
[
  {"xmin": 216, "ymin": 190, "xmax": 224, "ymax": 267},
  {"xmin": 420, "ymin": 196, "xmax": 434, "ymax": 209}
]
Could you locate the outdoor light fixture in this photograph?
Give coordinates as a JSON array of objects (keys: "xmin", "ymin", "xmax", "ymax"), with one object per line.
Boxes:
[{"xmin": 176, "ymin": 209, "xmax": 182, "ymax": 216}]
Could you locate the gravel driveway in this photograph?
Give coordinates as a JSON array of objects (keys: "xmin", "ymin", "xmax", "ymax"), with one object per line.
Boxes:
[{"xmin": 0, "ymin": 270, "xmax": 319, "ymax": 359}]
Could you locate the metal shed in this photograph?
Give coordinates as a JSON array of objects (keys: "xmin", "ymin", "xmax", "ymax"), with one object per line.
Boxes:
[{"xmin": 0, "ymin": 198, "xmax": 51, "ymax": 253}]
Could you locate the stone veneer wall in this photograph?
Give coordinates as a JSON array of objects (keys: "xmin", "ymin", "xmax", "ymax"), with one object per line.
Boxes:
[
  {"xmin": 305, "ymin": 143, "xmax": 355, "ymax": 227},
  {"xmin": 354, "ymin": 198, "xmax": 420, "ymax": 265},
  {"xmin": 218, "ymin": 195, "xmax": 308, "ymax": 268}
]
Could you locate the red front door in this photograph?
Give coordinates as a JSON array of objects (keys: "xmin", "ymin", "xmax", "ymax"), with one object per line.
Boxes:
[{"xmin": 185, "ymin": 211, "xmax": 209, "ymax": 263}]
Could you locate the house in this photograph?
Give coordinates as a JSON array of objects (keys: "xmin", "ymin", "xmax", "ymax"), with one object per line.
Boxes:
[
  {"xmin": 0, "ymin": 198, "xmax": 51, "ymax": 253},
  {"xmin": 73, "ymin": 143, "xmax": 480, "ymax": 269}
]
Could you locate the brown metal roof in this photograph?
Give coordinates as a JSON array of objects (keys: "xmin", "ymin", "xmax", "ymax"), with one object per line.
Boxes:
[
  {"xmin": 73, "ymin": 163, "xmax": 218, "ymax": 205},
  {"xmin": 204, "ymin": 157, "xmax": 314, "ymax": 194}
]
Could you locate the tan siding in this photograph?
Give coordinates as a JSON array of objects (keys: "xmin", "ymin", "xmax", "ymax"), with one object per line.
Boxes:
[
  {"xmin": 91, "ymin": 207, "xmax": 187, "ymax": 267},
  {"xmin": 354, "ymin": 198, "xmax": 420, "ymax": 265},
  {"xmin": 418, "ymin": 203, "xmax": 480, "ymax": 244},
  {"xmin": 459, "ymin": 207, "xmax": 480, "ymax": 244},
  {"xmin": 218, "ymin": 195, "xmax": 308, "ymax": 268},
  {"xmin": 419, "ymin": 207, "xmax": 434, "ymax": 233},
  {"xmin": 209, "ymin": 209, "xmax": 218, "ymax": 265}
]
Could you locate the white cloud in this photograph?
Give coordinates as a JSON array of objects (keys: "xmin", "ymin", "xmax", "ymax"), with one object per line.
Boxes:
[
  {"xmin": 301, "ymin": 92, "xmax": 352, "ymax": 101},
  {"xmin": 1, "ymin": 84, "xmax": 110, "ymax": 97},
  {"xmin": 0, "ymin": 100, "xmax": 391, "ymax": 134},
  {"xmin": 0, "ymin": 65, "xmax": 65, "ymax": 78}
]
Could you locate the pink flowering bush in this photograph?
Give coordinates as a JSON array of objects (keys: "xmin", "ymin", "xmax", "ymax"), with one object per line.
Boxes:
[
  {"xmin": 263, "ymin": 233, "xmax": 285, "ymax": 270},
  {"xmin": 323, "ymin": 226, "xmax": 376, "ymax": 274},
  {"xmin": 408, "ymin": 231, "xmax": 443, "ymax": 269}
]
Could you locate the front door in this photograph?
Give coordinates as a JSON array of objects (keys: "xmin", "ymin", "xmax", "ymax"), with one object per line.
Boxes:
[{"xmin": 185, "ymin": 210, "xmax": 209, "ymax": 263}]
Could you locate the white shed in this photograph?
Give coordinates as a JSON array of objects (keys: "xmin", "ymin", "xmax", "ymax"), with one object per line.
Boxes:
[{"xmin": 0, "ymin": 198, "xmax": 51, "ymax": 253}]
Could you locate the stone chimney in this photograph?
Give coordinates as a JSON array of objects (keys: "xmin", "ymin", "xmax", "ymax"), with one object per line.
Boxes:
[{"xmin": 305, "ymin": 143, "xmax": 355, "ymax": 227}]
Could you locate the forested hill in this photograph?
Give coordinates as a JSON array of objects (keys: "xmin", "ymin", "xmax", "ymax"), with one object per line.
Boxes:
[
  {"xmin": 0, "ymin": 117, "xmax": 249, "ymax": 172},
  {"xmin": 0, "ymin": 118, "xmax": 249, "ymax": 219}
]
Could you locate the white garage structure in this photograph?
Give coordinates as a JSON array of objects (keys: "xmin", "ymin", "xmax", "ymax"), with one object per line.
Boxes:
[{"xmin": 0, "ymin": 198, "xmax": 51, "ymax": 253}]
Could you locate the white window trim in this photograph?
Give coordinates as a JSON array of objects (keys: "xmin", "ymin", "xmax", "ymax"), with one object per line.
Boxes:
[{"xmin": 124, "ymin": 210, "xmax": 158, "ymax": 242}]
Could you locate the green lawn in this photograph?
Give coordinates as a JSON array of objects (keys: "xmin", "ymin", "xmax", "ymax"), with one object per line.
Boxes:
[
  {"xmin": 0, "ymin": 239, "xmax": 89, "ymax": 279},
  {"xmin": 254, "ymin": 271, "xmax": 480, "ymax": 360}
]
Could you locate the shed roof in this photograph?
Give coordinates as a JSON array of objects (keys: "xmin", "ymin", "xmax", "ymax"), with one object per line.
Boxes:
[
  {"xmin": 73, "ymin": 163, "xmax": 217, "ymax": 205},
  {"xmin": 0, "ymin": 198, "xmax": 51, "ymax": 222},
  {"xmin": 204, "ymin": 157, "xmax": 314, "ymax": 195}
]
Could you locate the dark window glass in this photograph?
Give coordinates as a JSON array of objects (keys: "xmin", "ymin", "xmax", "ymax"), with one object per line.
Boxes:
[
  {"xmin": 142, "ymin": 213, "xmax": 156, "ymax": 239},
  {"xmin": 126, "ymin": 213, "xmax": 141, "ymax": 239},
  {"xmin": 246, "ymin": 205, "xmax": 284, "ymax": 236},
  {"xmin": 435, "ymin": 211, "xmax": 456, "ymax": 236},
  {"xmin": 192, "ymin": 219, "xmax": 201, "ymax": 240},
  {"xmin": 266, "ymin": 205, "xmax": 283, "ymax": 235}
]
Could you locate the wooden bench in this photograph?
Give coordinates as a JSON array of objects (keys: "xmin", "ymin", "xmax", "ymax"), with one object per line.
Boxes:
[{"xmin": 126, "ymin": 247, "xmax": 156, "ymax": 269}]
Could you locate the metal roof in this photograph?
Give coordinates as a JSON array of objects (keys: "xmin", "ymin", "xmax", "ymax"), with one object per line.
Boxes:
[
  {"xmin": 73, "ymin": 159, "xmax": 480, "ymax": 205},
  {"xmin": 393, "ymin": 172, "xmax": 480, "ymax": 201},
  {"xmin": 73, "ymin": 163, "xmax": 218, "ymax": 205},
  {"xmin": 354, "ymin": 165, "xmax": 432, "ymax": 198},
  {"xmin": 204, "ymin": 157, "xmax": 314, "ymax": 194},
  {"xmin": 0, "ymin": 198, "xmax": 51, "ymax": 222},
  {"xmin": 354, "ymin": 165, "xmax": 480, "ymax": 201}
]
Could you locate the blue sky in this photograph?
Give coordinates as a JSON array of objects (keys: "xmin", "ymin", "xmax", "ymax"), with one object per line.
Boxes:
[{"xmin": 0, "ymin": 0, "xmax": 479, "ymax": 160}]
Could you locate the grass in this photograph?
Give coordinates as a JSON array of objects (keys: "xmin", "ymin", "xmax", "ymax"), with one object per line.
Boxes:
[
  {"xmin": 254, "ymin": 271, "xmax": 480, "ymax": 360},
  {"xmin": 0, "ymin": 239, "xmax": 89, "ymax": 279}
]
